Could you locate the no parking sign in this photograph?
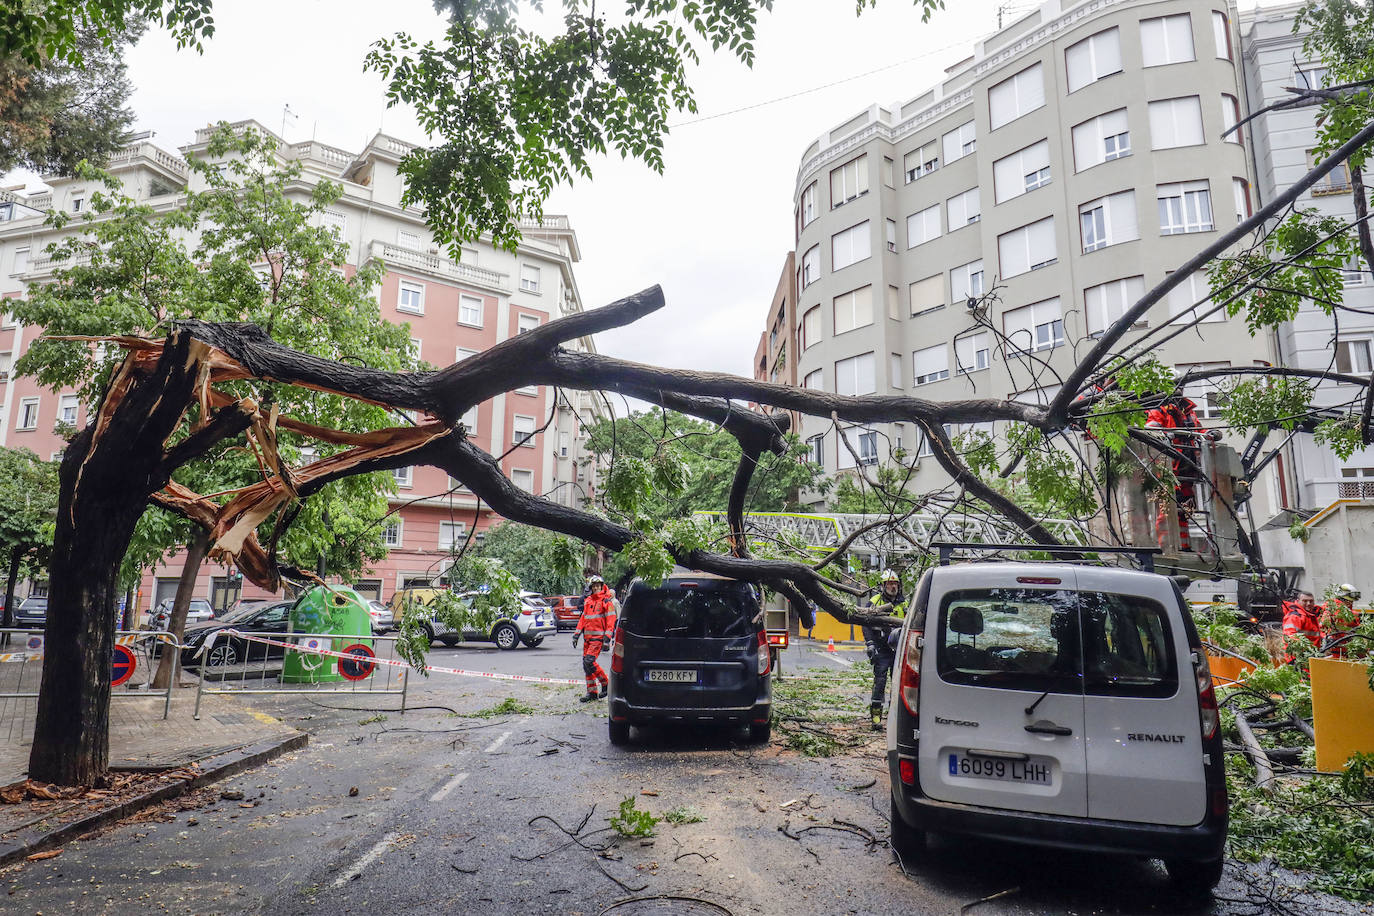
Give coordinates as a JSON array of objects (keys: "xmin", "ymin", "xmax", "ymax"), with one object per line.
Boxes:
[
  {"xmin": 111, "ymin": 644, "xmax": 137, "ymax": 687},
  {"xmin": 337, "ymin": 643, "xmax": 375, "ymax": 680}
]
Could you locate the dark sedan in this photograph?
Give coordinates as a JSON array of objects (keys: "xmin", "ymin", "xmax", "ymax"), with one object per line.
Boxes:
[
  {"xmin": 14, "ymin": 597, "xmax": 47, "ymax": 630},
  {"xmin": 180, "ymin": 601, "xmax": 293, "ymax": 669}
]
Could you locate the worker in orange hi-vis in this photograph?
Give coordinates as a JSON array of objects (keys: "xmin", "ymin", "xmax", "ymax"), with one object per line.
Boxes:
[
  {"xmin": 1145, "ymin": 395, "xmax": 1202, "ymax": 552},
  {"xmin": 572, "ymin": 576, "xmax": 615, "ymax": 702}
]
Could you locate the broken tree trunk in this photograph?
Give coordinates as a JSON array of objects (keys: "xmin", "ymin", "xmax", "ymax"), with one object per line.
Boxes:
[{"xmin": 151, "ymin": 529, "xmax": 209, "ymax": 689}]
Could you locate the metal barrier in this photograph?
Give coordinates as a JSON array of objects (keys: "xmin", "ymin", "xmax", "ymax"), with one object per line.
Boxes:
[
  {"xmin": 191, "ymin": 630, "xmax": 408, "ymax": 719},
  {"xmin": 0, "ymin": 628, "xmax": 179, "ymax": 719}
]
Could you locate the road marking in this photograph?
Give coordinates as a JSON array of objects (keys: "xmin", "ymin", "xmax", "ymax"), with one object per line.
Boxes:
[
  {"xmin": 484, "ymin": 731, "xmax": 511, "ymax": 753},
  {"xmin": 822, "ymin": 653, "xmax": 854, "ymax": 668},
  {"xmin": 430, "ymin": 772, "xmax": 469, "ymax": 802},
  {"xmin": 332, "ymin": 831, "xmax": 398, "ymax": 887}
]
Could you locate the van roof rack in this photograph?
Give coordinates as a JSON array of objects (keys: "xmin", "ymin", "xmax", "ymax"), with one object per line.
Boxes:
[{"xmin": 929, "ymin": 541, "xmax": 1161, "ymax": 573}]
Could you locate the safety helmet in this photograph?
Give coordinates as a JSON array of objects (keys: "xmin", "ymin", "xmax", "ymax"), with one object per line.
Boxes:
[
  {"xmin": 1335, "ymin": 583, "xmax": 1361, "ymax": 601},
  {"xmin": 881, "ymin": 569, "xmax": 899, "ymax": 583},
  {"xmin": 588, "ymin": 575, "xmax": 605, "ymax": 586}
]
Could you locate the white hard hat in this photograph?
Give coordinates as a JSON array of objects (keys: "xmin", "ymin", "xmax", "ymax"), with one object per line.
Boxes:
[{"xmin": 881, "ymin": 569, "xmax": 899, "ymax": 582}]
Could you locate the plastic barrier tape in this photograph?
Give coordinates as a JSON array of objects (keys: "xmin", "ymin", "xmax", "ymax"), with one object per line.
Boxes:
[{"xmin": 206, "ymin": 630, "xmax": 584, "ymax": 685}]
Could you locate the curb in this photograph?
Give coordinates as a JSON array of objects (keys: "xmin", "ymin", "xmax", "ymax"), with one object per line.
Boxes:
[{"xmin": 0, "ymin": 731, "xmax": 308, "ymax": 868}]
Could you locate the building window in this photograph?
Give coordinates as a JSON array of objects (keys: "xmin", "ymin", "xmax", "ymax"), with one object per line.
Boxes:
[
  {"xmin": 905, "ymin": 205, "xmax": 941, "ymax": 248},
  {"xmin": 803, "ymin": 368, "xmax": 823, "ymax": 390},
  {"xmin": 1141, "ymin": 13, "xmax": 1195, "ymax": 67},
  {"xmin": 1309, "ymin": 150, "xmax": 1352, "ymax": 195},
  {"xmin": 1296, "ymin": 64, "xmax": 1328, "ymax": 90},
  {"xmin": 1342, "ymin": 256, "xmax": 1370, "ymax": 287},
  {"xmin": 1148, "ymin": 96, "xmax": 1204, "ymax": 149},
  {"xmin": 802, "ymin": 306, "xmax": 822, "ymax": 350},
  {"xmin": 1178, "ymin": 362, "xmax": 1231, "ymax": 419},
  {"xmin": 992, "ymin": 139, "xmax": 1051, "ymax": 203},
  {"xmin": 946, "ymin": 187, "xmax": 980, "ymax": 229},
  {"xmin": 511, "ymin": 469, "xmax": 534, "ymax": 493},
  {"xmin": 988, "ymin": 61, "xmax": 1045, "ymax": 130},
  {"xmin": 58, "ymin": 394, "xmax": 79, "ymax": 426},
  {"xmin": 1072, "ymin": 109, "xmax": 1130, "ymax": 172},
  {"xmin": 0, "ymin": 351, "xmax": 11, "ymax": 380},
  {"xmin": 882, "ymin": 157, "xmax": 895, "ymax": 188},
  {"xmin": 1212, "ymin": 11, "xmax": 1232, "ymax": 60},
  {"xmin": 520, "ymin": 264, "xmax": 541, "ymax": 293},
  {"xmin": 1221, "ymin": 94, "xmax": 1242, "ymax": 145},
  {"xmin": 1233, "ymin": 178, "xmax": 1252, "ymax": 223},
  {"xmin": 800, "ymin": 181, "xmax": 817, "ymax": 227},
  {"xmin": 322, "ymin": 209, "xmax": 346, "ymax": 238},
  {"xmin": 1168, "ymin": 271, "xmax": 1225, "ymax": 324},
  {"xmin": 1085, "ymin": 275, "xmax": 1146, "ymax": 336},
  {"xmin": 942, "ymin": 120, "xmax": 976, "ymax": 164},
  {"xmin": 1003, "ymin": 298, "xmax": 1064, "ymax": 354},
  {"xmin": 831, "ymin": 221, "xmax": 871, "ymax": 271},
  {"xmin": 903, "ymin": 140, "xmax": 939, "ymax": 183},
  {"xmin": 1079, "ymin": 191, "xmax": 1138, "ymax": 253},
  {"xmin": 1336, "ymin": 339, "xmax": 1373, "ymax": 375},
  {"xmin": 955, "ymin": 332, "xmax": 991, "ymax": 374},
  {"xmin": 951, "ymin": 260, "xmax": 984, "ymax": 303},
  {"xmin": 1065, "ymin": 26, "xmax": 1123, "ymax": 93},
  {"xmin": 439, "ymin": 521, "xmax": 466, "ymax": 550},
  {"xmin": 1011, "ymin": 384, "xmax": 1063, "ymax": 407},
  {"xmin": 1338, "ymin": 467, "xmax": 1374, "ymax": 498},
  {"xmin": 408, "ymin": 338, "xmax": 423, "ymax": 364},
  {"xmin": 17, "ymin": 397, "xmax": 38, "ymax": 430},
  {"xmin": 857, "ymin": 430, "xmax": 878, "ymax": 465},
  {"xmin": 397, "ymin": 280, "xmax": 424, "ymax": 314},
  {"xmin": 833, "ymin": 286, "xmax": 873, "ymax": 335},
  {"xmin": 512, "ymin": 414, "xmax": 536, "ymax": 447},
  {"xmin": 393, "ymin": 466, "xmax": 413, "ymax": 488},
  {"xmin": 1158, "ymin": 181, "xmax": 1214, "ymax": 235},
  {"xmin": 890, "ymin": 353, "xmax": 903, "ymax": 389},
  {"xmin": 834, "ymin": 352, "xmax": 876, "ymax": 396},
  {"xmin": 998, "ymin": 216, "xmax": 1057, "ymax": 278},
  {"xmin": 383, "ymin": 521, "xmax": 402, "ymax": 547},
  {"xmin": 806, "ymin": 434, "xmax": 824, "ymax": 467},
  {"xmin": 801, "ymin": 245, "xmax": 820, "ymax": 288},
  {"xmin": 71, "ymin": 196, "xmax": 84, "ymax": 213},
  {"xmin": 912, "ymin": 344, "xmax": 949, "ymax": 386},
  {"xmin": 459, "ymin": 293, "xmax": 483, "ymax": 326},
  {"xmin": 518, "ymin": 313, "xmax": 540, "ymax": 334},
  {"xmin": 455, "ymin": 347, "xmax": 478, "ymax": 363},
  {"xmin": 910, "ymin": 274, "xmax": 944, "ymax": 314},
  {"xmin": 12, "ymin": 247, "xmax": 29, "ymax": 276},
  {"xmin": 398, "ymin": 229, "xmax": 422, "ymax": 250},
  {"xmin": 885, "ymin": 219, "xmax": 897, "ymax": 253},
  {"xmin": 461, "ymin": 403, "xmax": 478, "ymax": 432},
  {"xmin": 830, "ymin": 154, "xmax": 869, "ymax": 207},
  {"xmin": 558, "ymin": 431, "xmax": 570, "ymax": 458},
  {"xmin": 887, "ymin": 285, "xmax": 900, "ymax": 321}
]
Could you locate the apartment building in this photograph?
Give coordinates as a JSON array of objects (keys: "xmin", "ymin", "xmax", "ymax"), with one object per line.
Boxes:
[
  {"xmin": 785, "ymin": 0, "xmax": 1278, "ymax": 519},
  {"xmin": 0, "ymin": 120, "xmax": 601, "ymax": 609},
  {"xmin": 1241, "ymin": 4, "xmax": 1374, "ymax": 510},
  {"xmin": 751, "ymin": 252, "xmax": 801, "ymax": 434}
]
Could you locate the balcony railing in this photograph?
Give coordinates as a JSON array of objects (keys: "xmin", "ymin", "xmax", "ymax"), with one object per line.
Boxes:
[
  {"xmin": 106, "ymin": 142, "xmax": 189, "ymax": 178},
  {"xmin": 369, "ymin": 241, "xmax": 509, "ymax": 292},
  {"xmin": 518, "ymin": 215, "xmax": 571, "ymax": 231}
]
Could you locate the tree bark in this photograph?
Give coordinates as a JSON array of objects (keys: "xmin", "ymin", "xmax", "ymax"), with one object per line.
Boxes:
[
  {"xmin": 2, "ymin": 546, "xmax": 19, "ymax": 630},
  {"xmin": 151, "ymin": 529, "xmax": 208, "ymax": 689}
]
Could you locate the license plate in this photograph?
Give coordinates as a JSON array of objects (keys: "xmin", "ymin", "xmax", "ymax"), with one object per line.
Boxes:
[
  {"xmin": 646, "ymin": 668, "xmax": 696, "ymax": 683},
  {"xmin": 948, "ymin": 753, "xmax": 1052, "ymax": 785}
]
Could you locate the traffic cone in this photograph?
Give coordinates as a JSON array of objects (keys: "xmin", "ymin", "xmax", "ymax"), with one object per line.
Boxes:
[{"xmin": 826, "ymin": 638, "xmax": 836, "ymax": 653}]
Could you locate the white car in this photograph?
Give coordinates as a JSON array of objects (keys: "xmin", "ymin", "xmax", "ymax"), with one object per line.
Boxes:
[
  {"xmin": 887, "ymin": 560, "xmax": 1227, "ymax": 895},
  {"xmin": 427, "ymin": 590, "xmax": 557, "ymax": 650}
]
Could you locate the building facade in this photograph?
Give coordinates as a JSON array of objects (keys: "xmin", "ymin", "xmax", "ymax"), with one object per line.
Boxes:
[
  {"xmin": 1241, "ymin": 3, "xmax": 1374, "ymax": 511},
  {"xmin": 784, "ymin": 0, "xmax": 1278, "ymax": 521},
  {"xmin": 0, "ymin": 120, "xmax": 601, "ymax": 610},
  {"xmin": 752, "ymin": 251, "xmax": 800, "ymax": 433}
]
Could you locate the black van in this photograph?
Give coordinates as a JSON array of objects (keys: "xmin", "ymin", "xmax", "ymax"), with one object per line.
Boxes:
[{"xmin": 607, "ymin": 571, "xmax": 772, "ymax": 745}]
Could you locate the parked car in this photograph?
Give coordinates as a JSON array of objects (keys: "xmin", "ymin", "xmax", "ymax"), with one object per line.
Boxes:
[
  {"xmin": 886, "ymin": 561, "xmax": 1228, "ymax": 895},
  {"xmin": 14, "ymin": 596, "xmax": 47, "ymax": 629},
  {"xmin": 180, "ymin": 601, "xmax": 294, "ymax": 669},
  {"xmin": 366, "ymin": 599, "xmax": 394, "ymax": 635},
  {"xmin": 606, "ymin": 570, "xmax": 772, "ymax": 746},
  {"xmin": 548, "ymin": 595, "xmax": 584, "ymax": 631},
  {"xmin": 389, "ymin": 587, "xmax": 556, "ymax": 649},
  {"xmin": 151, "ymin": 597, "xmax": 216, "ymax": 629}
]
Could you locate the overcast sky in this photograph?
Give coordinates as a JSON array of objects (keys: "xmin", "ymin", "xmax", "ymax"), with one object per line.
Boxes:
[{"xmin": 107, "ymin": 0, "xmax": 1269, "ymax": 381}]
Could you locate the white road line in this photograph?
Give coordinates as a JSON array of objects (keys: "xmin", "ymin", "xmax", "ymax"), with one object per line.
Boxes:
[
  {"xmin": 332, "ymin": 832, "xmax": 398, "ymax": 887},
  {"xmin": 429, "ymin": 772, "xmax": 469, "ymax": 802},
  {"xmin": 483, "ymin": 731, "xmax": 511, "ymax": 753},
  {"xmin": 822, "ymin": 652, "xmax": 854, "ymax": 667}
]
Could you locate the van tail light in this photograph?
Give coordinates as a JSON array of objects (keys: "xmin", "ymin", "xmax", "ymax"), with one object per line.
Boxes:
[
  {"xmin": 899, "ymin": 629, "xmax": 922, "ymax": 716},
  {"xmin": 1193, "ymin": 651, "xmax": 1219, "ymax": 740},
  {"xmin": 611, "ymin": 628, "xmax": 625, "ymax": 674},
  {"xmin": 757, "ymin": 630, "xmax": 770, "ymax": 676},
  {"xmin": 766, "ymin": 632, "xmax": 788, "ymax": 648},
  {"xmin": 898, "ymin": 758, "xmax": 916, "ymax": 786}
]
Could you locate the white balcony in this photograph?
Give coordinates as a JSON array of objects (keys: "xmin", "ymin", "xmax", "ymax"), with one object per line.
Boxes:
[{"xmin": 368, "ymin": 241, "xmax": 510, "ymax": 293}]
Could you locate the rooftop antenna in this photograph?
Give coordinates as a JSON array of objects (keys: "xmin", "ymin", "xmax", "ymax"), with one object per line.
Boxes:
[{"xmin": 280, "ymin": 103, "xmax": 297, "ymax": 140}]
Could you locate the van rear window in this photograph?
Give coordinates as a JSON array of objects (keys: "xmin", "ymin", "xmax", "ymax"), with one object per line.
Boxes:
[
  {"xmin": 1081, "ymin": 592, "xmax": 1177, "ymax": 698},
  {"xmin": 623, "ymin": 588, "xmax": 756, "ymax": 638}
]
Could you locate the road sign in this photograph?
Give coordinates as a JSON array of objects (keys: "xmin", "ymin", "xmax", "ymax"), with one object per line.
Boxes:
[
  {"xmin": 111, "ymin": 644, "xmax": 137, "ymax": 687},
  {"xmin": 337, "ymin": 643, "xmax": 375, "ymax": 680},
  {"xmin": 25, "ymin": 635, "xmax": 42, "ymax": 651}
]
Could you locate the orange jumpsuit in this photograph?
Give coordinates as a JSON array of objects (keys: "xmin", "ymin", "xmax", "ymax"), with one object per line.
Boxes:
[{"xmin": 575, "ymin": 589, "xmax": 616, "ymax": 694}]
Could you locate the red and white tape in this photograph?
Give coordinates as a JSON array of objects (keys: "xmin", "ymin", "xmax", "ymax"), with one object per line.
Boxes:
[{"xmin": 207, "ymin": 629, "xmax": 583, "ymax": 686}]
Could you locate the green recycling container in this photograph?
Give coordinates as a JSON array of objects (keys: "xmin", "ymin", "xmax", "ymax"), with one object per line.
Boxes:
[{"xmin": 281, "ymin": 585, "xmax": 374, "ymax": 683}]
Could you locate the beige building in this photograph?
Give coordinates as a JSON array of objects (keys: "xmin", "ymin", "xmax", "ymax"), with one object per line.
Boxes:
[{"xmin": 785, "ymin": 0, "xmax": 1276, "ymax": 521}]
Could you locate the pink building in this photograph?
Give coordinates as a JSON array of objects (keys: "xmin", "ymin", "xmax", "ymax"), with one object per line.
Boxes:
[{"xmin": 0, "ymin": 122, "xmax": 602, "ymax": 612}]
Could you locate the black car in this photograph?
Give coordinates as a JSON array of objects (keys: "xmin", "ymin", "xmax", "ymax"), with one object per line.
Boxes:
[
  {"xmin": 607, "ymin": 571, "xmax": 771, "ymax": 746},
  {"xmin": 14, "ymin": 597, "xmax": 47, "ymax": 629},
  {"xmin": 180, "ymin": 601, "xmax": 294, "ymax": 669}
]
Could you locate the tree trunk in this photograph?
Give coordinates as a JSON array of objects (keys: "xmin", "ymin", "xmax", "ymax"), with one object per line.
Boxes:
[
  {"xmin": 151, "ymin": 530, "xmax": 208, "ymax": 689},
  {"xmin": 28, "ymin": 334, "xmax": 211, "ymax": 786},
  {"xmin": 2, "ymin": 546, "xmax": 19, "ymax": 629}
]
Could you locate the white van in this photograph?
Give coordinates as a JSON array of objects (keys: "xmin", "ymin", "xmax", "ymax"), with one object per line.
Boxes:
[{"xmin": 886, "ymin": 561, "xmax": 1228, "ymax": 894}]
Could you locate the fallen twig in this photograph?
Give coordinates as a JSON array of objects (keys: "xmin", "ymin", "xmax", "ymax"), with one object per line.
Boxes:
[{"xmin": 960, "ymin": 887, "xmax": 1020, "ymax": 913}]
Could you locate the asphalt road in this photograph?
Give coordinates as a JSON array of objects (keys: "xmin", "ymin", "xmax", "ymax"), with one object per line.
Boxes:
[{"xmin": 0, "ymin": 639, "xmax": 1358, "ymax": 915}]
